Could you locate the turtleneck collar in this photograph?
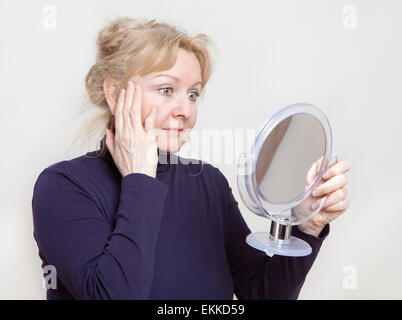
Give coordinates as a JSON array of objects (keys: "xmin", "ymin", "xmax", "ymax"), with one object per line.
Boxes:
[
  {"xmin": 157, "ymin": 150, "xmax": 176, "ymax": 174},
  {"xmin": 97, "ymin": 136, "xmax": 177, "ymax": 176}
]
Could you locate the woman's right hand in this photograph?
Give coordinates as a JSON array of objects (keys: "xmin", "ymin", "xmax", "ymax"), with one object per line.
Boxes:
[{"xmin": 105, "ymin": 81, "xmax": 159, "ymax": 178}]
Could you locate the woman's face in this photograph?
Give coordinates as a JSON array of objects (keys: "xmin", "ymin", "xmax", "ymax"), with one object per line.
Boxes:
[{"xmin": 127, "ymin": 48, "xmax": 202, "ymax": 154}]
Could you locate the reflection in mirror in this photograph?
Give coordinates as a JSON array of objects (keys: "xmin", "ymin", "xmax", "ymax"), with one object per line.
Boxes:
[{"xmin": 256, "ymin": 113, "xmax": 326, "ymax": 203}]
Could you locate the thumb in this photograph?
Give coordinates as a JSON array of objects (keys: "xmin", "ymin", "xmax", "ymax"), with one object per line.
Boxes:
[
  {"xmin": 305, "ymin": 156, "xmax": 325, "ymax": 190},
  {"xmin": 306, "ymin": 161, "xmax": 318, "ymax": 188},
  {"xmin": 105, "ymin": 129, "xmax": 115, "ymax": 155}
]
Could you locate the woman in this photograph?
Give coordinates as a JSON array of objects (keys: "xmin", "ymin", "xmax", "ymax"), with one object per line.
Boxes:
[{"xmin": 32, "ymin": 17, "xmax": 351, "ymax": 300}]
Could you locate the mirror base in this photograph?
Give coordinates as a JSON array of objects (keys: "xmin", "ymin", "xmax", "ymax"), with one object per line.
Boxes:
[{"xmin": 246, "ymin": 232, "xmax": 312, "ymax": 257}]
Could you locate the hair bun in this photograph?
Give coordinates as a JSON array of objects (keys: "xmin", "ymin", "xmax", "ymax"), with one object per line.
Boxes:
[{"xmin": 96, "ymin": 17, "xmax": 140, "ymax": 61}]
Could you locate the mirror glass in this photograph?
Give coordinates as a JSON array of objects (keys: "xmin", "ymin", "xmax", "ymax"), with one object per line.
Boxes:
[{"xmin": 256, "ymin": 113, "xmax": 326, "ymax": 204}]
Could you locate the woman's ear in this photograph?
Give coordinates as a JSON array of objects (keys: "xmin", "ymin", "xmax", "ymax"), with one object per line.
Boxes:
[{"xmin": 103, "ymin": 77, "xmax": 120, "ymax": 116}]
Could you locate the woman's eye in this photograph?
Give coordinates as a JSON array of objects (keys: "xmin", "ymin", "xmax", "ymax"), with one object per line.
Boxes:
[
  {"xmin": 188, "ymin": 91, "xmax": 200, "ymax": 101},
  {"xmin": 159, "ymin": 87, "xmax": 173, "ymax": 96},
  {"xmin": 158, "ymin": 87, "xmax": 200, "ymax": 102}
]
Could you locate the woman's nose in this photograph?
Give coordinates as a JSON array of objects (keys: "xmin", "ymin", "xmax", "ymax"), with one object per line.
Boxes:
[{"xmin": 172, "ymin": 93, "xmax": 192, "ymax": 118}]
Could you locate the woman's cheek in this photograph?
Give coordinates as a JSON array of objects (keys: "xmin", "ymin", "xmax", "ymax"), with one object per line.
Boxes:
[{"xmin": 140, "ymin": 90, "xmax": 161, "ymax": 123}]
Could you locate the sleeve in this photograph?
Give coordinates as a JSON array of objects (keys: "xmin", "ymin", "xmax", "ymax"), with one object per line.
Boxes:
[
  {"xmin": 219, "ymin": 169, "xmax": 329, "ymax": 300},
  {"xmin": 32, "ymin": 168, "xmax": 168, "ymax": 300}
]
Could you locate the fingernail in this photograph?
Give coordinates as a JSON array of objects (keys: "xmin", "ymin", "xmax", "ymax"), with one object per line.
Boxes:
[
  {"xmin": 312, "ymin": 189, "xmax": 320, "ymax": 197},
  {"xmin": 323, "ymin": 171, "xmax": 331, "ymax": 179},
  {"xmin": 128, "ymin": 81, "xmax": 133, "ymax": 89}
]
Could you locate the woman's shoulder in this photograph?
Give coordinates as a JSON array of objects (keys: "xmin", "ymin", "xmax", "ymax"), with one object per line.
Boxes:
[
  {"xmin": 33, "ymin": 150, "xmax": 115, "ymax": 199},
  {"xmin": 38, "ymin": 149, "xmax": 107, "ymax": 175}
]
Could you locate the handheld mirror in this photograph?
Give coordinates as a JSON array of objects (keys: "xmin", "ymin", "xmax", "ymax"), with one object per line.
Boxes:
[{"xmin": 237, "ymin": 103, "xmax": 338, "ymax": 257}]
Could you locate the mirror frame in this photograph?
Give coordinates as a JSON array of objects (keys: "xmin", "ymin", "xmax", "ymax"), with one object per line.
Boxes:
[{"xmin": 237, "ymin": 102, "xmax": 334, "ymax": 226}]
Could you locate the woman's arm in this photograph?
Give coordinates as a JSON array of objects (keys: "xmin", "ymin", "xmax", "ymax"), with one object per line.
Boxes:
[
  {"xmin": 32, "ymin": 167, "xmax": 168, "ymax": 299},
  {"xmin": 218, "ymin": 169, "xmax": 329, "ymax": 300}
]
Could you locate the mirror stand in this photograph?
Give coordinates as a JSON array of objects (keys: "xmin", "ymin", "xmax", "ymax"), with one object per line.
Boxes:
[
  {"xmin": 269, "ymin": 217, "xmax": 292, "ymax": 243},
  {"xmin": 245, "ymin": 214, "xmax": 313, "ymax": 257}
]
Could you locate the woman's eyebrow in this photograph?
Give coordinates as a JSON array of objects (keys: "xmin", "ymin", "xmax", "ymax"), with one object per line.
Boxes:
[{"xmin": 152, "ymin": 73, "xmax": 202, "ymax": 87}]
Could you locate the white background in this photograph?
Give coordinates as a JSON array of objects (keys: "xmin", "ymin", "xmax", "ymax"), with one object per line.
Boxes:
[{"xmin": 0, "ymin": 0, "xmax": 401, "ymax": 299}]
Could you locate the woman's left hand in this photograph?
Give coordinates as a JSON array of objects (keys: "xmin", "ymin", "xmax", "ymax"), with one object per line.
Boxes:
[{"xmin": 298, "ymin": 158, "xmax": 352, "ymax": 237}]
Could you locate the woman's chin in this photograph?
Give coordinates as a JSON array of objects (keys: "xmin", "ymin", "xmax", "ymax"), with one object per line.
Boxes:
[
  {"xmin": 157, "ymin": 129, "xmax": 190, "ymax": 154},
  {"xmin": 157, "ymin": 141, "xmax": 182, "ymax": 154}
]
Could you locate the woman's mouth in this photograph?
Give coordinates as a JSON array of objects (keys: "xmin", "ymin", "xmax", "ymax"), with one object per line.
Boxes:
[{"xmin": 163, "ymin": 128, "xmax": 183, "ymax": 134}]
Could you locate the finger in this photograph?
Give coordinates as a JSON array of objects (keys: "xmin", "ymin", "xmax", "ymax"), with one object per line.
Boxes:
[
  {"xmin": 123, "ymin": 81, "xmax": 134, "ymax": 132},
  {"xmin": 318, "ymin": 188, "xmax": 347, "ymax": 209},
  {"xmin": 324, "ymin": 197, "xmax": 350, "ymax": 212},
  {"xmin": 105, "ymin": 129, "xmax": 115, "ymax": 156},
  {"xmin": 306, "ymin": 161, "xmax": 318, "ymax": 187},
  {"xmin": 144, "ymin": 107, "xmax": 157, "ymax": 133},
  {"xmin": 115, "ymin": 89, "xmax": 125, "ymax": 134},
  {"xmin": 130, "ymin": 84, "xmax": 144, "ymax": 133},
  {"xmin": 323, "ymin": 159, "xmax": 351, "ymax": 180},
  {"xmin": 316, "ymin": 155, "xmax": 324, "ymax": 170},
  {"xmin": 144, "ymin": 108, "xmax": 156, "ymax": 143},
  {"xmin": 312, "ymin": 211, "xmax": 343, "ymax": 225},
  {"xmin": 312, "ymin": 173, "xmax": 347, "ymax": 197}
]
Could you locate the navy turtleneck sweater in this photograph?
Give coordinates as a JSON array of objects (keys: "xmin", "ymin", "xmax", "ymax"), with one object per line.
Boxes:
[{"xmin": 31, "ymin": 141, "xmax": 329, "ymax": 300}]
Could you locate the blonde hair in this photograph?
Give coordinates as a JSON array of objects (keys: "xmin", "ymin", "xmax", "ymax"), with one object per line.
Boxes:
[{"xmin": 69, "ymin": 16, "xmax": 217, "ymax": 169}]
